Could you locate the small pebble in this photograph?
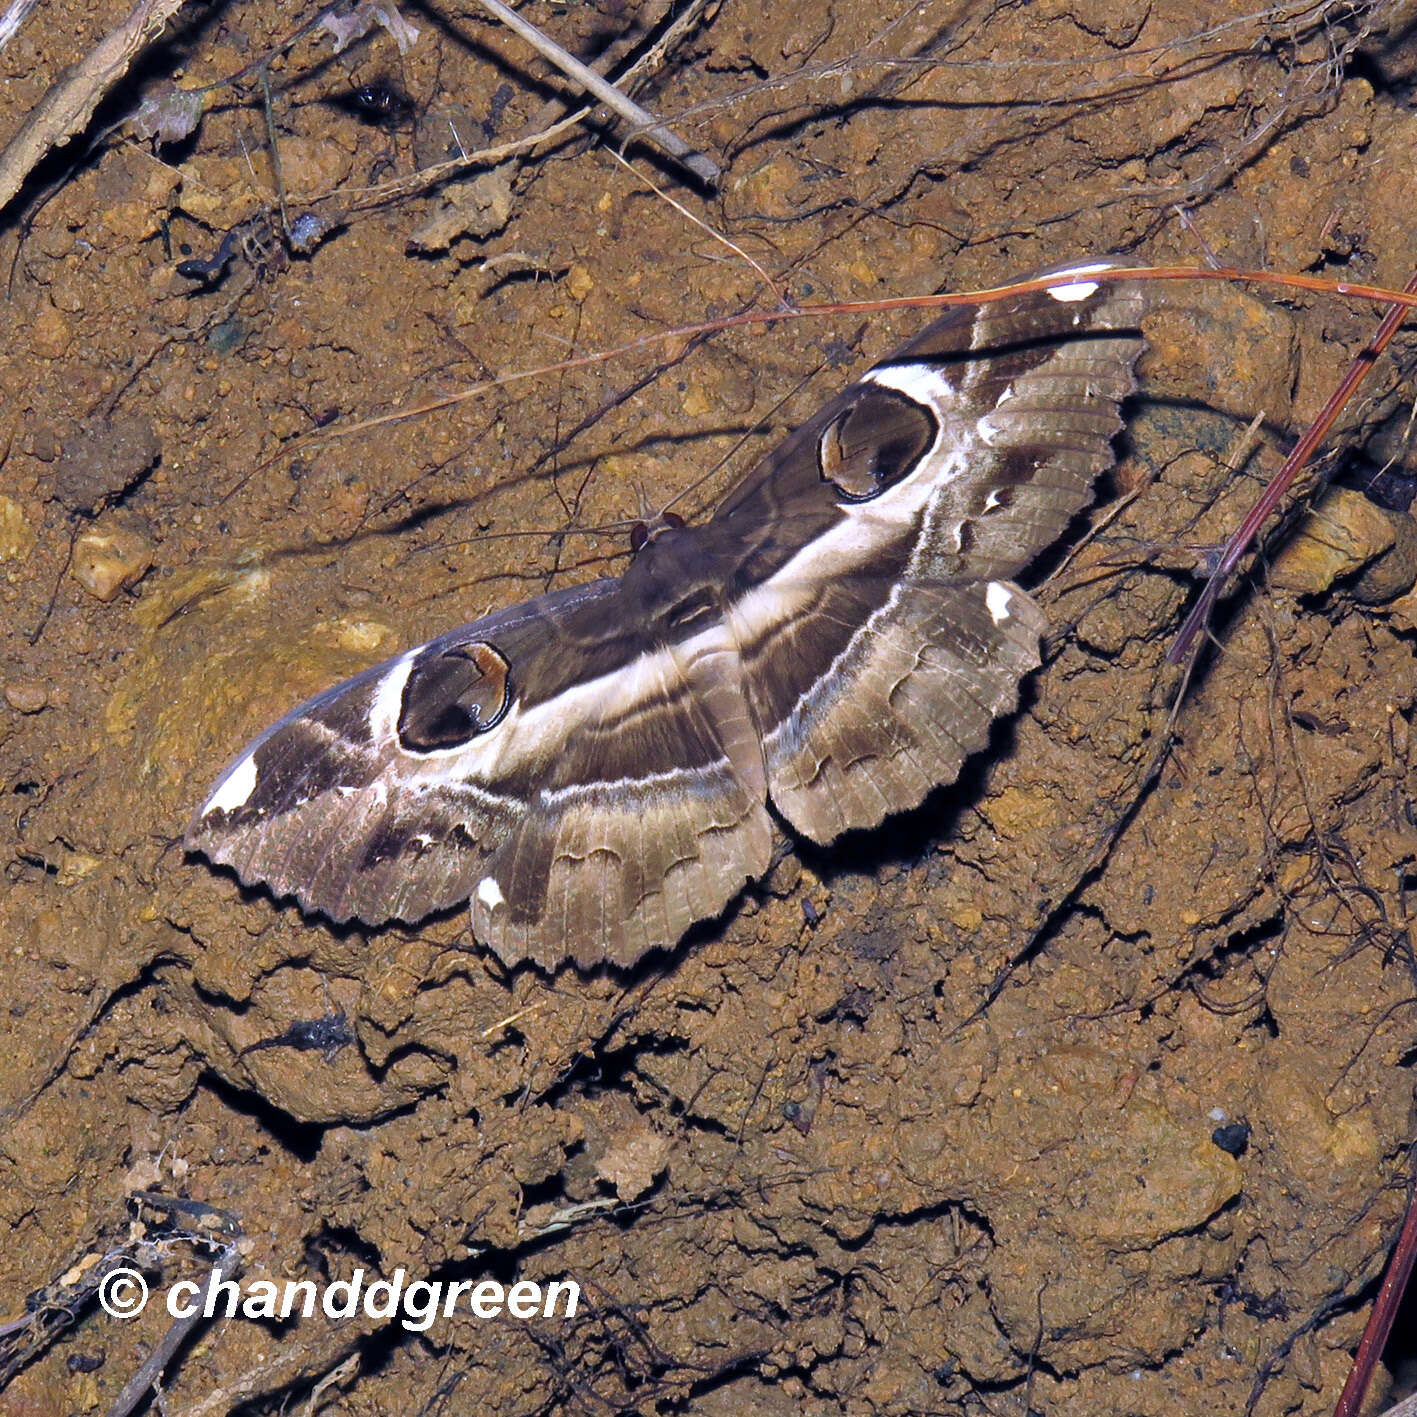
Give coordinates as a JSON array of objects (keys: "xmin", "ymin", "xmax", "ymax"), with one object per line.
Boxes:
[
  {"xmin": 52, "ymin": 414, "xmax": 162, "ymax": 514},
  {"xmin": 29, "ymin": 426, "xmax": 61, "ymax": 462},
  {"xmin": 1210, "ymin": 1120, "xmax": 1251, "ymax": 1158},
  {"xmin": 4, "ymin": 680, "xmax": 48, "ymax": 713},
  {"xmin": 71, "ymin": 525, "xmax": 154, "ymax": 602},
  {"xmin": 1268, "ymin": 486, "xmax": 1397, "ymax": 594},
  {"xmin": 0, "ymin": 495, "xmax": 36, "ymax": 561}
]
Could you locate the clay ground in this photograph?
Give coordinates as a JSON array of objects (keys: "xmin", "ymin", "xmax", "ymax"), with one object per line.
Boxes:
[{"xmin": 1, "ymin": 0, "xmax": 1416, "ymax": 1413}]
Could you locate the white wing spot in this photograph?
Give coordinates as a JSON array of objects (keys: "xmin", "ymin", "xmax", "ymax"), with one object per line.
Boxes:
[
  {"xmin": 475, "ymin": 876, "xmax": 505, "ymax": 911},
  {"xmin": 1045, "ymin": 261, "xmax": 1113, "ymax": 303},
  {"xmin": 986, "ymin": 582, "xmax": 1014, "ymax": 625},
  {"xmin": 204, "ymin": 754, "xmax": 258, "ymax": 815}
]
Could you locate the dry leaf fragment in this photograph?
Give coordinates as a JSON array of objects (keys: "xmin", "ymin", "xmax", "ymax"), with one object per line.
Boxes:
[
  {"xmin": 317, "ymin": 1, "xmax": 421, "ymax": 55},
  {"xmin": 130, "ymin": 83, "xmax": 207, "ymax": 143},
  {"xmin": 408, "ymin": 168, "xmax": 515, "ymax": 250}
]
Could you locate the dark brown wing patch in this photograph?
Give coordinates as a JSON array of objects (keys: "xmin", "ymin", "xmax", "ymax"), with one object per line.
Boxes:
[{"xmin": 398, "ymin": 641, "xmax": 512, "ymax": 750}]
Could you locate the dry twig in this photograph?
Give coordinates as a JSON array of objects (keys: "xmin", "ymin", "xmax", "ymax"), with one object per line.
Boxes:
[
  {"xmin": 466, "ymin": 0, "xmax": 719, "ymax": 185},
  {"xmin": 104, "ymin": 1240, "xmax": 243, "ymax": 1417},
  {"xmin": 0, "ymin": 0, "xmax": 193, "ymax": 216}
]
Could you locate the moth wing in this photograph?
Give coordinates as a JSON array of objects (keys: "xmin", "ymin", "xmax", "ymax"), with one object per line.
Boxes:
[
  {"xmin": 710, "ymin": 264, "xmax": 1144, "ymax": 840},
  {"xmin": 186, "ymin": 577, "xmax": 772, "ymax": 969},
  {"xmin": 189, "ymin": 263, "xmax": 1145, "ymax": 962}
]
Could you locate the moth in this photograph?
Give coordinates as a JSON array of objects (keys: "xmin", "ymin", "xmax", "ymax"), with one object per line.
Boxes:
[{"xmin": 187, "ymin": 261, "xmax": 1145, "ymax": 969}]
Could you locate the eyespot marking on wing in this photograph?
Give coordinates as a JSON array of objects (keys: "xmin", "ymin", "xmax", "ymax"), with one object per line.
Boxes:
[
  {"xmin": 398, "ymin": 641, "xmax": 513, "ymax": 752},
  {"xmin": 817, "ymin": 385, "xmax": 938, "ymax": 502}
]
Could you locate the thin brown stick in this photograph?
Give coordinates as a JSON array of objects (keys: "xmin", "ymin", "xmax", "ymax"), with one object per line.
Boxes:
[
  {"xmin": 1331, "ymin": 1184, "xmax": 1417, "ymax": 1417},
  {"xmin": 310, "ymin": 0, "xmax": 714, "ymax": 218},
  {"xmin": 216, "ymin": 264, "xmax": 1417, "ymax": 504},
  {"xmin": 1169, "ymin": 266, "xmax": 1417, "ymax": 662},
  {"xmin": 305, "ymin": 266, "xmax": 1417, "ymax": 437},
  {"xmin": 605, "ymin": 149, "xmax": 785, "ymax": 305},
  {"xmin": 104, "ymin": 1241, "xmax": 243, "ymax": 1417}
]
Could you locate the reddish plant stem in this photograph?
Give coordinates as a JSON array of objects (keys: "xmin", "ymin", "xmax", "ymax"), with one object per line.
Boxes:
[
  {"xmin": 313, "ymin": 267, "xmax": 1417, "ymax": 443},
  {"xmin": 228, "ymin": 264, "xmax": 1417, "ymax": 502},
  {"xmin": 1168, "ymin": 269, "xmax": 1417, "ymax": 663},
  {"xmin": 1332, "ymin": 1184, "xmax": 1417, "ymax": 1417}
]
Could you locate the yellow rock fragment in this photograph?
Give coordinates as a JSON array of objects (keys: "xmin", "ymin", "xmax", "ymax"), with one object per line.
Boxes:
[
  {"xmin": 564, "ymin": 264, "xmax": 594, "ymax": 301},
  {"xmin": 176, "ymin": 156, "xmax": 263, "ymax": 224},
  {"xmin": 1268, "ymin": 486, "xmax": 1397, "ymax": 594},
  {"xmin": 680, "ymin": 382, "xmax": 713, "ymax": 418},
  {"xmin": 982, "ymin": 785, "xmax": 1057, "ymax": 839},
  {"xmin": 0, "ymin": 495, "xmax": 36, "ymax": 560},
  {"xmin": 314, "ymin": 619, "xmax": 397, "ymax": 655},
  {"xmin": 71, "ymin": 525, "xmax": 154, "ymax": 602},
  {"xmin": 55, "ymin": 849, "xmax": 102, "ymax": 886}
]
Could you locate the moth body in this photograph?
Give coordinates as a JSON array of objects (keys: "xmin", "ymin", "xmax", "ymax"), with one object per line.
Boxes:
[{"xmin": 187, "ymin": 262, "xmax": 1146, "ymax": 968}]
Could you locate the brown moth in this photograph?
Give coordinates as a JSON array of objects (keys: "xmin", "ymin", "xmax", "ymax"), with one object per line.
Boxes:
[{"xmin": 187, "ymin": 262, "xmax": 1145, "ymax": 969}]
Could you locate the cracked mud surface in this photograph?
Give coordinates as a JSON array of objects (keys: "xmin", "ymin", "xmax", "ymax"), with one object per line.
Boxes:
[{"xmin": 2, "ymin": 2, "xmax": 1416, "ymax": 1413}]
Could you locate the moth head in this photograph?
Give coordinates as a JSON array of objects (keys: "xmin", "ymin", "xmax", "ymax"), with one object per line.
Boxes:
[
  {"xmin": 397, "ymin": 640, "xmax": 513, "ymax": 751},
  {"xmin": 629, "ymin": 509, "xmax": 686, "ymax": 554},
  {"xmin": 817, "ymin": 385, "xmax": 938, "ymax": 502}
]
